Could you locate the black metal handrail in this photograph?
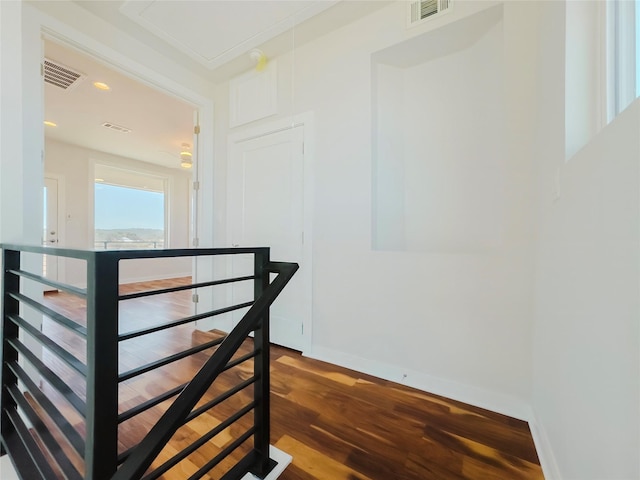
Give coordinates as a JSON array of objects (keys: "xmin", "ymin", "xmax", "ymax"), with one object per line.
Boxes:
[
  {"xmin": 0, "ymin": 244, "xmax": 298, "ymax": 480},
  {"xmin": 113, "ymin": 261, "xmax": 297, "ymax": 480}
]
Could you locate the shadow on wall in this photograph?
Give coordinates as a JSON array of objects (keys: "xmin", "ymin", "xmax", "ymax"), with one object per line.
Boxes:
[{"xmin": 372, "ymin": 5, "xmax": 506, "ymax": 254}]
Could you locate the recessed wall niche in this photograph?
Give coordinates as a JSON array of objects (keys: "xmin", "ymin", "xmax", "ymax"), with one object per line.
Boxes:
[{"xmin": 372, "ymin": 5, "xmax": 506, "ymax": 253}]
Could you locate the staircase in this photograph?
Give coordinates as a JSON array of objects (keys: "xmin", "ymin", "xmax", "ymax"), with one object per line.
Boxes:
[{"xmin": 0, "ymin": 245, "xmax": 297, "ymax": 479}]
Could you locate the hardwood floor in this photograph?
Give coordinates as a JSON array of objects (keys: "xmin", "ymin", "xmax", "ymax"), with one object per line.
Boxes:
[{"xmin": 37, "ymin": 279, "xmax": 544, "ymax": 480}]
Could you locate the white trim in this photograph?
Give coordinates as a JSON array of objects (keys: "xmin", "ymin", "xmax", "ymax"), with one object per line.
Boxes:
[
  {"xmin": 605, "ymin": 0, "xmax": 617, "ymax": 124},
  {"xmin": 44, "ymin": 173, "xmax": 66, "ymax": 282},
  {"xmin": 637, "ymin": 0, "xmax": 640, "ymax": 97},
  {"xmin": 306, "ymin": 345, "xmax": 532, "ymax": 422},
  {"xmin": 241, "ymin": 445, "xmax": 293, "ymax": 480},
  {"xmin": 616, "ymin": 0, "xmax": 637, "ymax": 113},
  {"xmin": 529, "ymin": 410, "xmax": 563, "ymax": 480},
  {"xmin": 29, "ymin": 2, "xmax": 218, "ymax": 318},
  {"xmin": 34, "ymin": 10, "xmax": 211, "ymax": 109},
  {"xmin": 604, "ymin": 0, "xmax": 639, "ymax": 123},
  {"xmin": 225, "ymin": 112, "xmax": 315, "ymax": 355},
  {"xmin": 597, "ymin": 0, "xmax": 608, "ymax": 131},
  {"xmin": 27, "ymin": 1, "xmax": 216, "ymax": 274},
  {"xmin": 118, "ymin": 0, "xmax": 338, "ymax": 71},
  {"xmin": 87, "ymin": 159, "xmax": 95, "ymax": 249}
]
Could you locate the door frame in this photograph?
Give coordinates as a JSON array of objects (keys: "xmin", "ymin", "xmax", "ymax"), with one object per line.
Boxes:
[
  {"xmin": 35, "ymin": 9, "xmax": 215, "ymax": 303},
  {"xmin": 227, "ymin": 112, "xmax": 315, "ymax": 354},
  {"xmin": 43, "ymin": 174, "xmax": 66, "ymax": 283}
]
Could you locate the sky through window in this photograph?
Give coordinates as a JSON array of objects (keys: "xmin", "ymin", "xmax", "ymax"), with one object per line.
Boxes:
[{"xmin": 95, "ymin": 183, "xmax": 164, "ymax": 230}]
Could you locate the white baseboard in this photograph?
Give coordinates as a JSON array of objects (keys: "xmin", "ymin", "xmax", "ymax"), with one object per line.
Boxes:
[
  {"xmin": 306, "ymin": 345, "xmax": 531, "ymax": 421},
  {"xmin": 528, "ymin": 410, "xmax": 562, "ymax": 480},
  {"xmin": 305, "ymin": 346, "xmax": 564, "ymax": 478},
  {"xmin": 241, "ymin": 445, "xmax": 293, "ymax": 480}
]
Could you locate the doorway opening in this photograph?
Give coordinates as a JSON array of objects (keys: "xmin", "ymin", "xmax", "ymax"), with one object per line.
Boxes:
[{"xmin": 42, "ymin": 38, "xmax": 199, "ymax": 289}]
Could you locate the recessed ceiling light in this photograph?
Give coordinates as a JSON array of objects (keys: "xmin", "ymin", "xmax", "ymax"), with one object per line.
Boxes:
[
  {"xmin": 93, "ymin": 82, "xmax": 111, "ymax": 91},
  {"xmin": 44, "ymin": 121, "xmax": 57, "ymax": 127}
]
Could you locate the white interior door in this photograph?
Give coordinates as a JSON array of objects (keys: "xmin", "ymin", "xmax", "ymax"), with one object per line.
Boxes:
[
  {"xmin": 43, "ymin": 177, "xmax": 59, "ymax": 284},
  {"xmin": 229, "ymin": 126, "xmax": 305, "ymax": 351}
]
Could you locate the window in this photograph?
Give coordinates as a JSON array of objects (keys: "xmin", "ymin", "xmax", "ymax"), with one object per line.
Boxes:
[
  {"xmin": 636, "ymin": 1, "xmax": 640, "ymax": 97},
  {"xmin": 565, "ymin": 0, "xmax": 638, "ymax": 158},
  {"xmin": 94, "ymin": 165, "xmax": 167, "ymax": 250},
  {"xmin": 606, "ymin": 0, "xmax": 639, "ymax": 122}
]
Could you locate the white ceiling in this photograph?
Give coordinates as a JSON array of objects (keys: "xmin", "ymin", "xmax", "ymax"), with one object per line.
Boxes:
[
  {"xmin": 44, "ymin": 40, "xmax": 195, "ymax": 170},
  {"xmin": 118, "ymin": 0, "xmax": 338, "ymax": 71},
  {"xmin": 73, "ymin": 0, "xmax": 392, "ymax": 82},
  {"xmin": 44, "ymin": 1, "xmax": 392, "ymax": 168}
]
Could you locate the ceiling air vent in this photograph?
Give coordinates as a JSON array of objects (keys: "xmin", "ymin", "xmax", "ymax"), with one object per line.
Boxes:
[
  {"xmin": 43, "ymin": 58, "xmax": 85, "ymax": 90},
  {"xmin": 408, "ymin": 0, "xmax": 452, "ymax": 26},
  {"xmin": 101, "ymin": 122, "xmax": 132, "ymax": 134}
]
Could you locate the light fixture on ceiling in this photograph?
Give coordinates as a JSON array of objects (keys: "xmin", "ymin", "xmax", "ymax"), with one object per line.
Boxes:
[
  {"xmin": 44, "ymin": 120, "xmax": 57, "ymax": 127},
  {"xmin": 93, "ymin": 81, "xmax": 111, "ymax": 91},
  {"xmin": 180, "ymin": 143, "xmax": 193, "ymax": 169},
  {"xmin": 249, "ymin": 48, "xmax": 267, "ymax": 71}
]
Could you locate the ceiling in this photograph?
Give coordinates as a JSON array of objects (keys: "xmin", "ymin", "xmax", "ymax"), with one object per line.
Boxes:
[
  {"xmin": 44, "ymin": 40, "xmax": 195, "ymax": 170},
  {"xmin": 43, "ymin": 1, "xmax": 392, "ymax": 168},
  {"xmin": 117, "ymin": 0, "xmax": 338, "ymax": 71},
  {"xmin": 73, "ymin": 0, "xmax": 392, "ymax": 82}
]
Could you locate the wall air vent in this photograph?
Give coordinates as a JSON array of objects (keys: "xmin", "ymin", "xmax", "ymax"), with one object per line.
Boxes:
[
  {"xmin": 101, "ymin": 122, "xmax": 132, "ymax": 134},
  {"xmin": 408, "ymin": 0, "xmax": 452, "ymax": 26},
  {"xmin": 43, "ymin": 58, "xmax": 85, "ymax": 90}
]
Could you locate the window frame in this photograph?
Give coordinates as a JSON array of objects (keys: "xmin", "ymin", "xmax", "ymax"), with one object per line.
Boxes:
[{"xmin": 604, "ymin": 0, "xmax": 638, "ymax": 124}]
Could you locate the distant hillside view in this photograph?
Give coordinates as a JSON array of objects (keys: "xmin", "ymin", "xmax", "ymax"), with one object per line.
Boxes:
[{"xmin": 95, "ymin": 228, "xmax": 165, "ymax": 250}]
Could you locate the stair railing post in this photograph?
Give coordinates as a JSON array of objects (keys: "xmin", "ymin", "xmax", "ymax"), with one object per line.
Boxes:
[
  {"xmin": 251, "ymin": 248, "xmax": 274, "ymax": 477},
  {"xmin": 85, "ymin": 252, "xmax": 119, "ymax": 479},
  {"xmin": 1, "ymin": 249, "xmax": 20, "ymax": 455}
]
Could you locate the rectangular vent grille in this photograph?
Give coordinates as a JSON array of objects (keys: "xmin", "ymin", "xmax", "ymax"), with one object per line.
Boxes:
[
  {"xmin": 102, "ymin": 122, "xmax": 132, "ymax": 134},
  {"xmin": 44, "ymin": 58, "xmax": 85, "ymax": 90},
  {"xmin": 409, "ymin": 0, "xmax": 452, "ymax": 25}
]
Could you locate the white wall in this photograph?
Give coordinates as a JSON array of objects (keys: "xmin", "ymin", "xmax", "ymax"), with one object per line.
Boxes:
[
  {"xmin": 45, "ymin": 138, "xmax": 192, "ymax": 285},
  {"xmin": 0, "ymin": 0, "xmax": 48, "ymax": 386},
  {"xmin": 15, "ymin": 0, "xmax": 217, "ymax": 294},
  {"xmin": 6, "ymin": 2, "xmax": 638, "ymax": 478},
  {"xmin": 1, "ymin": 0, "xmax": 217, "ymax": 291},
  {"xmin": 374, "ymin": 6, "xmax": 506, "ymax": 253},
  {"xmin": 0, "ymin": 2, "xmax": 43, "ymax": 245},
  {"xmin": 531, "ymin": 3, "xmax": 640, "ymax": 478},
  {"xmin": 214, "ymin": 1, "xmax": 540, "ymax": 417}
]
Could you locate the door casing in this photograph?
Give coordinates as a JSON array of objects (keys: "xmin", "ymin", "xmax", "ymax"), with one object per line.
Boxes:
[{"xmin": 226, "ymin": 113, "xmax": 315, "ymax": 354}]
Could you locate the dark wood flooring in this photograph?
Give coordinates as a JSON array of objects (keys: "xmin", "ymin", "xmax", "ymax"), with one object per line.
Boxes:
[{"xmin": 38, "ymin": 278, "xmax": 544, "ymax": 480}]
